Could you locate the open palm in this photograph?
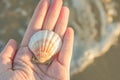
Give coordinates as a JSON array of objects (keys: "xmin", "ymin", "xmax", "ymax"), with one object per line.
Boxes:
[{"xmin": 0, "ymin": 0, "xmax": 74, "ymax": 80}]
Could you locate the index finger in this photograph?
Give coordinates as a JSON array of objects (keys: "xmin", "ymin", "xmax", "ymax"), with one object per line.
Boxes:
[{"xmin": 21, "ymin": 0, "xmax": 49, "ymax": 47}]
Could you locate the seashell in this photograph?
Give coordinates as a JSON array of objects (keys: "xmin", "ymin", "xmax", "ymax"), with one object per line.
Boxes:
[{"xmin": 28, "ymin": 30, "xmax": 62, "ymax": 64}]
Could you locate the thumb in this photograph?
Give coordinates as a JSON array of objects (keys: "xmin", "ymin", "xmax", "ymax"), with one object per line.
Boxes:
[{"xmin": 0, "ymin": 39, "xmax": 17, "ymax": 66}]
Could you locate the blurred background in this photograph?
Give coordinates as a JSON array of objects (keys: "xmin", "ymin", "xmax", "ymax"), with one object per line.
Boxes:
[{"xmin": 0, "ymin": 0, "xmax": 120, "ymax": 80}]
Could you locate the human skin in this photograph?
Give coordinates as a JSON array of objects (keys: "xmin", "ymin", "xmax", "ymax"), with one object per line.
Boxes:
[{"xmin": 0, "ymin": 0, "xmax": 74, "ymax": 80}]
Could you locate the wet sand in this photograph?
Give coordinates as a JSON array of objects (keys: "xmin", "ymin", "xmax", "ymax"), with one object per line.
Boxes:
[
  {"xmin": 0, "ymin": 0, "xmax": 120, "ymax": 80},
  {"xmin": 71, "ymin": 37, "xmax": 120, "ymax": 80}
]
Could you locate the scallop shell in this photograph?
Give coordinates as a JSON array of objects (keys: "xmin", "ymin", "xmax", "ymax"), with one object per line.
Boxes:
[{"xmin": 28, "ymin": 30, "xmax": 62, "ymax": 63}]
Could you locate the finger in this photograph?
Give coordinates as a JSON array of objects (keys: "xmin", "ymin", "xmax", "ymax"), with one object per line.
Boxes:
[
  {"xmin": 0, "ymin": 39, "xmax": 17, "ymax": 68},
  {"xmin": 54, "ymin": 6, "xmax": 70, "ymax": 38},
  {"xmin": 42, "ymin": 0, "xmax": 62, "ymax": 30},
  {"xmin": 21, "ymin": 0, "xmax": 49, "ymax": 46},
  {"xmin": 58, "ymin": 27, "xmax": 74, "ymax": 67}
]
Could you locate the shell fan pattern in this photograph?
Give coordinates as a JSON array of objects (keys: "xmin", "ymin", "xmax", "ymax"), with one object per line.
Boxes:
[{"xmin": 29, "ymin": 30, "xmax": 62, "ymax": 64}]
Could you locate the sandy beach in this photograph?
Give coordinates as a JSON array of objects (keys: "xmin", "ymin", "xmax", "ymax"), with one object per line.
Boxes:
[{"xmin": 0, "ymin": 0, "xmax": 120, "ymax": 80}]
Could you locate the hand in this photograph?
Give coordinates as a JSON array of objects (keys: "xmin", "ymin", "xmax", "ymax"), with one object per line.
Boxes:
[{"xmin": 0, "ymin": 0, "xmax": 74, "ymax": 80}]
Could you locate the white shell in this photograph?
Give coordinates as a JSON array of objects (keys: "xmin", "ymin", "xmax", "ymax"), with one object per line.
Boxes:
[{"xmin": 28, "ymin": 30, "xmax": 62, "ymax": 63}]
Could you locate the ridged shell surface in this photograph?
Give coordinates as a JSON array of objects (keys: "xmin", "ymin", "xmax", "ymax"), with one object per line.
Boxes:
[{"xmin": 28, "ymin": 30, "xmax": 62, "ymax": 63}]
